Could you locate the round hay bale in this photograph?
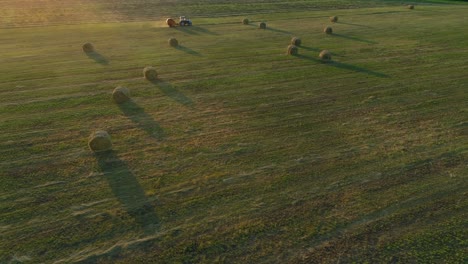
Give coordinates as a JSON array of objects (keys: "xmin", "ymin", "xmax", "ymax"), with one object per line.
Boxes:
[
  {"xmin": 242, "ymin": 18, "xmax": 250, "ymax": 25},
  {"xmin": 259, "ymin": 22, "xmax": 267, "ymax": 29},
  {"xmin": 143, "ymin": 66, "xmax": 158, "ymax": 81},
  {"xmin": 287, "ymin": 45, "xmax": 298, "ymax": 56},
  {"xmin": 168, "ymin": 38, "xmax": 178, "ymax": 47},
  {"xmin": 291, "ymin": 37, "xmax": 301, "ymax": 46},
  {"xmin": 330, "ymin": 16, "xmax": 338, "ymax": 23},
  {"xmin": 324, "ymin": 26, "xmax": 333, "ymax": 34},
  {"xmin": 166, "ymin": 18, "xmax": 177, "ymax": 27},
  {"xmin": 82, "ymin": 43, "xmax": 94, "ymax": 53},
  {"xmin": 319, "ymin": 50, "xmax": 332, "ymax": 62},
  {"xmin": 407, "ymin": 5, "xmax": 414, "ymax": 9},
  {"xmin": 112, "ymin": 86, "xmax": 130, "ymax": 104},
  {"xmin": 88, "ymin": 130, "xmax": 112, "ymax": 152}
]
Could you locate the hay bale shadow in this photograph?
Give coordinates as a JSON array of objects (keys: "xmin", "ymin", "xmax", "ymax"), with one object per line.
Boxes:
[
  {"xmin": 266, "ymin": 27, "xmax": 292, "ymax": 35},
  {"xmin": 176, "ymin": 45, "xmax": 202, "ymax": 57},
  {"xmin": 295, "ymin": 54, "xmax": 388, "ymax": 78},
  {"xmin": 95, "ymin": 150, "xmax": 159, "ymax": 233},
  {"xmin": 151, "ymin": 80, "xmax": 194, "ymax": 107},
  {"xmin": 300, "ymin": 46, "xmax": 322, "ymax": 52},
  {"xmin": 337, "ymin": 22, "xmax": 373, "ymax": 28},
  {"xmin": 332, "ymin": 33, "xmax": 377, "ymax": 44},
  {"xmin": 85, "ymin": 51, "xmax": 109, "ymax": 65},
  {"xmin": 118, "ymin": 100, "xmax": 165, "ymax": 140},
  {"xmin": 329, "ymin": 61, "xmax": 389, "ymax": 78}
]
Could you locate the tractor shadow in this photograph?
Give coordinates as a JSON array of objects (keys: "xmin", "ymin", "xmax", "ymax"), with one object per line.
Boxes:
[
  {"xmin": 118, "ymin": 100, "xmax": 165, "ymax": 140},
  {"xmin": 176, "ymin": 45, "xmax": 202, "ymax": 57},
  {"xmin": 85, "ymin": 51, "xmax": 109, "ymax": 65},
  {"xmin": 295, "ymin": 54, "xmax": 388, "ymax": 78},
  {"xmin": 175, "ymin": 26, "xmax": 217, "ymax": 35},
  {"xmin": 331, "ymin": 33, "xmax": 377, "ymax": 44},
  {"xmin": 95, "ymin": 150, "xmax": 159, "ymax": 233},
  {"xmin": 151, "ymin": 79, "xmax": 194, "ymax": 107}
]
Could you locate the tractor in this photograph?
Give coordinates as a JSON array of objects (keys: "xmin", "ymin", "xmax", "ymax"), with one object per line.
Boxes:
[{"xmin": 166, "ymin": 16, "xmax": 192, "ymax": 27}]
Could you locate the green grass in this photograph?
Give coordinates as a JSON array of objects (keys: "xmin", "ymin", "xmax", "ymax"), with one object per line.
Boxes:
[{"xmin": 1, "ymin": 1, "xmax": 467, "ymax": 263}]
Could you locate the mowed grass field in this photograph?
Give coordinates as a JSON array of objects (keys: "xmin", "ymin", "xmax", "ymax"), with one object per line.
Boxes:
[{"xmin": 1, "ymin": 1, "xmax": 467, "ymax": 263}]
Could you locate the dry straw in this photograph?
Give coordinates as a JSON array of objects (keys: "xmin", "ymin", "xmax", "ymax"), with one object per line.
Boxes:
[
  {"xmin": 330, "ymin": 16, "xmax": 338, "ymax": 23},
  {"xmin": 242, "ymin": 18, "xmax": 250, "ymax": 25},
  {"xmin": 112, "ymin": 86, "xmax": 130, "ymax": 104},
  {"xmin": 259, "ymin": 22, "xmax": 267, "ymax": 29},
  {"xmin": 319, "ymin": 50, "xmax": 332, "ymax": 62},
  {"xmin": 324, "ymin": 26, "xmax": 333, "ymax": 34},
  {"xmin": 82, "ymin": 43, "xmax": 94, "ymax": 53},
  {"xmin": 88, "ymin": 130, "xmax": 112, "ymax": 152},
  {"xmin": 166, "ymin": 18, "xmax": 177, "ymax": 27},
  {"xmin": 143, "ymin": 66, "xmax": 158, "ymax": 81},
  {"xmin": 168, "ymin": 38, "xmax": 178, "ymax": 47},
  {"xmin": 287, "ymin": 45, "xmax": 298, "ymax": 55},
  {"xmin": 291, "ymin": 37, "xmax": 301, "ymax": 46}
]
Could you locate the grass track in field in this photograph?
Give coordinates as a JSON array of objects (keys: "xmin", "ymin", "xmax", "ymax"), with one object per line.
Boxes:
[{"xmin": 0, "ymin": 1, "xmax": 467, "ymax": 263}]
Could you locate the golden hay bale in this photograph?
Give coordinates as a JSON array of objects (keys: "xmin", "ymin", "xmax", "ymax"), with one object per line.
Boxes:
[
  {"xmin": 330, "ymin": 16, "xmax": 338, "ymax": 23},
  {"xmin": 324, "ymin": 26, "xmax": 333, "ymax": 34},
  {"xmin": 166, "ymin": 18, "xmax": 177, "ymax": 27},
  {"xmin": 143, "ymin": 66, "xmax": 158, "ymax": 81},
  {"xmin": 259, "ymin": 22, "xmax": 266, "ymax": 29},
  {"xmin": 287, "ymin": 45, "xmax": 298, "ymax": 55},
  {"xmin": 112, "ymin": 86, "xmax": 130, "ymax": 104},
  {"xmin": 408, "ymin": 5, "xmax": 414, "ymax": 9},
  {"xmin": 168, "ymin": 38, "xmax": 178, "ymax": 47},
  {"xmin": 82, "ymin": 43, "xmax": 94, "ymax": 53},
  {"xmin": 319, "ymin": 50, "xmax": 332, "ymax": 62},
  {"xmin": 291, "ymin": 37, "xmax": 301, "ymax": 46},
  {"xmin": 88, "ymin": 130, "xmax": 112, "ymax": 152},
  {"xmin": 242, "ymin": 18, "xmax": 250, "ymax": 25}
]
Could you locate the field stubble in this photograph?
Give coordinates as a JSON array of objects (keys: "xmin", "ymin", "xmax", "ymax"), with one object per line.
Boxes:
[{"xmin": 0, "ymin": 2, "xmax": 467, "ymax": 263}]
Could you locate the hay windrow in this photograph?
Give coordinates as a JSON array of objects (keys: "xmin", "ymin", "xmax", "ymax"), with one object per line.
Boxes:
[
  {"xmin": 287, "ymin": 45, "xmax": 298, "ymax": 56},
  {"xmin": 330, "ymin": 16, "xmax": 338, "ymax": 23},
  {"xmin": 319, "ymin": 50, "xmax": 332, "ymax": 62},
  {"xmin": 88, "ymin": 131, "xmax": 112, "ymax": 152},
  {"xmin": 82, "ymin": 43, "xmax": 94, "ymax": 53},
  {"xmin": 112, "ymin": 86, "xmax": 130, "ymax": 104},
  {"xmin": 291, "ymin": 37, "xmax": 301, "ymax": 46},
  {"xmin": 324, "ymin": 26, "xmax": 333, "ymax": 34},
  {"xmin": 168, "ymin": 38, "xmax": 178, "ymax": 47},
  {"xmin": 259, "ymin": 22, "xmax": 266, "ymax": 29},
  {"xmin": 143, "ymin": 66, "xmax": 158, "ymax": 81},
  {"xmin": 242, "ymin": 18, "xmax": 249, "ymax": 25}
]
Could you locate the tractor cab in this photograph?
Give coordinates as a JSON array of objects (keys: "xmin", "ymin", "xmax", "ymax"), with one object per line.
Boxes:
[{"xmin": 179, "ymin": 16, "xmax": 192, "ymax": 26}]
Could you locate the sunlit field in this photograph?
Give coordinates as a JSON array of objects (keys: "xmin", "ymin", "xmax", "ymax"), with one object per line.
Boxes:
[{"xmin": 1, "ymin": 0, "xmax": 467, "ymax": 263}]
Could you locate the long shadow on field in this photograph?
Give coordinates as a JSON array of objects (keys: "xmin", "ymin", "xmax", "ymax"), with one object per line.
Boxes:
[
  {"xmin": 337, "ymin": 21, "xmax": 373, "ymax": 28},
  {"xmin": 86, "ymin": 51, "xmax": 109, "ymax": 65},
  {"xmin": 151, "ymin": 80, "xmax": 194, "ymax": 107},
  {"xmin": 95, "ymin": 150, "xmax": 159, "ymax": 233},
  {"xmin": 300, "ymin": 46, "xmax": 321, "ymax": 52},
  {"xmin": 176, "ymin": 45, "xmax": 202, "ymax": 57},
  {"xmin": 118, "ymin": 100, "xmax": 165, "ymax": 140},
  {"xmin": 332, "ymin": 33, "xmax": 377, "ymax": 44},
  {"xmin": 266, "ymin": 27, "xmax": 292, "ymax": 35},
  {"xmin": 175, "ymin": 26, "xmax": 217, "ymax": 35},
  {"xmin": 246, "ymin": 23, "xmax": 291, "ymax": 34},
  {"xmin": 295, "ymin": 54, "xmax": 388, "ymax": 78}
]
